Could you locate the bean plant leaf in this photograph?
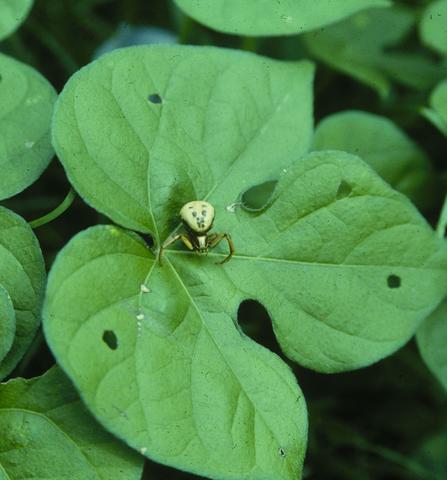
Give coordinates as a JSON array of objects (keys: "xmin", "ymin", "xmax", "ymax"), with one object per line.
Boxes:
[
  {"xmin": 0, "ymin": 53, "xmax": 57, "ymax": 200},
  {"xmin": 0, "ymin": 285, "xmax": 14, "ymax": 364},
  {"xmin": 304, "ymin": 7, "xmax": 444, "ymax": 97},
  {"xmin": 0, "ymin": 366, "xmax": 144, "ymax": 479},
  {"xmin": 416, "ymin": 300, "xmax": 447, "ymax": 392},
  {"xmin": 422, "ymin": 79, "xmax": 447, "ymax": 136},
  {"xmin": 0, "ymin": 206, "xmax": 45, "ymax": 379},
  {"xmin": 420, "ymin": 0, "xmax": 447, "ymax": 56},
  {"xmin": 174, "ymin": 0, "xmax": 391, "ymax": 36},
  {"xmin": 313, "ymin": 111, "xmax": 434, "ymax": 208},
  {"xmin": 52, "ymin": 45, "xmax": 314, "ymax": 236},
  {"xmin": 0, "ymin": 0, "xmax": 33, "ymax": 41},
  {"xmin": 46, "ymin": 44, "xmax": 447, "ymax": 480}
]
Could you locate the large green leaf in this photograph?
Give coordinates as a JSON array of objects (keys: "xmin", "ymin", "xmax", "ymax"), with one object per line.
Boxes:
[
  {"xmin": 0, "ymin": 366, "xmax": 144, "ymax": 479},
  {"xmin": 420, "ymin": 0, "xmax": 447, "ymax": 56},
  {"xmin": 44, "ymin": 224, "xmax": 308, "ymax": 480},
  {"xmin": 0, "ymin": 285, "xmax": 14, "ymax": 365},
  {"xmin": 52, "ymin": 45, "xmax": 314, "ymax": 236},
  {"xmin": 0, "ymin": 206, "xmax": 45, "ymax": 379},
  {"xmin": 0, "ymin": 0, "xmax": 32, "ymax": 41},
  {"xmin": 422, "ymin": 79, "xmax": 447, "ymax": 136},
  {"xmin": 174, "ymin": 0, "xmax": 391, "ymax": 36},
  {"xmin": 313, "ymin": 111, "xmax": 433, "ymax": 208},
  {"xmin": 304, "ymin": 7, "xmax": 443, "ymax": 97},
  {"xmin": 0, "ymin": 53, "xmax": 57, "ymax": 200},
  {"xmin": 417, "ymin": 300, "xmax": 447, "ymax": 393}
]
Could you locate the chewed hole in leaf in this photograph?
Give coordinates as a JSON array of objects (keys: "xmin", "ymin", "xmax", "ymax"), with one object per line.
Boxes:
[
  {"xmin": 102, "ymin": 330, "xmax": 118, "ymax": 350},
  {"xmin": 141, "ymin": 233, "xmax": 154, "ymax": 248},
  {"xmin": 237, "ymin": 299, "xmax": 282, "ymax": 353},
  {"xmin": 387, "ymin": 274, "xmax": 401, "ymax": 289},
  {"xmin": 241, "ymin": 180, "xmax": 277, "ymax": 212},
  {"xmin": 148, "ymin": 93, "xmax": 162, "ymax": 104},
  {"xmin": 336, "ymin": 180, "xmax": 352, "ymax": 199}
]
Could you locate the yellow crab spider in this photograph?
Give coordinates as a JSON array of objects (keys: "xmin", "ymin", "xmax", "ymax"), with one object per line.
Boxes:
[{"xmin": 158, "ymin": 201, "xmax": 234, "ymax": 265}]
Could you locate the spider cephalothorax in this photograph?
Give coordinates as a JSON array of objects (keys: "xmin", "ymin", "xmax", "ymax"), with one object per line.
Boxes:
[{"xmin": 158, "ymin": 201, "xmax": 234, "ymax": 264}]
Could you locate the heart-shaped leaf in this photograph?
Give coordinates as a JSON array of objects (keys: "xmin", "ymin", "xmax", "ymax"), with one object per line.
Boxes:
[
  {"xmin": 304, "ymin": 6, "xmax": 443, "ymax": 96},
  {"xmin": 0, "ymin": 0, "xmax": 32, "ymax": 41},
  {"xmin": 0, "ymin": 284, "xmax": 14, "ymax": 364},
  {"xmin": 420, "ymin": 0, "xmax": 447, "ymax": 56},
  {"xmin": 46, "ymin": 45, "xmax": 447, "ymax": 480},
  {"xmin": 0, "ymin": 366, "xmax": 144, "ymax": 479},
  {"xmin": 174, "ymin": 0, "xmax": 391, "ymax": 36},
  {"xmin": 0, "ymin": 206, "xmax": 45, "ymax": 379},
  {"xmin": 313, "ymin": 110, "xmax": 434, "ymax": 208},
  {"xmin": 417, "ymin": 300, "xmax": 447, "ymax": 393},
  {"xmin": 422, "ymin": 79, "xmax": 447, "ymax": 136},
  {"xmin": 52, "ymin": 46, "xmax": 314, "ymax": 237},
  {"xmin": 0, "ymin": 53, "xmax": 57, "ymax": 200}
]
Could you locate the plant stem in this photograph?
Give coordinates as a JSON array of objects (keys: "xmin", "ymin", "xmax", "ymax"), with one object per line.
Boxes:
[{"xmin": 29, "ymin": 188, "xmax": 76, "ymax": 229}]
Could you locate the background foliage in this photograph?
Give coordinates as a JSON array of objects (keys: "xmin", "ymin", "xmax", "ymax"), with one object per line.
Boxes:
[{"xmin": 1, "ymin": 0, "xmax": 447, "ymax": 479}]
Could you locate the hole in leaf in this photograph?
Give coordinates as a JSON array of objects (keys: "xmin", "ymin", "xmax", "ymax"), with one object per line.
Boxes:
[
  {"xmin": 237, "ymin": 300, "xmax": 282, "ymax": 355},
  {"xmin": 241, "ymin": 180, "xmax": 277, "ymax": 212},
  {"xmin": 336, "ymin": 180, "xmax": 352, "ymax": 199},
  {"xmin": 140, "ymin": 233, "xmax": 154, "ymax": 249},
  {"xmin": 279, "ymin": 447, "xmax": 286, "ymax": 458},
  {"xmin": 102, "ymin": 330, "xmax": 118, "ymax": 350},
  {"xmin": 148, "ymin": 93, "xmax": 162, "ymax": 104},
  {"xmin": 387, "ymin": 274, "xmax": 401, "ymax": 289}
]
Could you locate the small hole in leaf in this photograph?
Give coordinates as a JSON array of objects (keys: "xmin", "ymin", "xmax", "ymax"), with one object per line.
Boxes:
[
  {"xmin": 148, "ymin": 93, "xmax": 162, "ymax": 104},
  {"xmin": 141, "ymin": 234, "xmax": 154, "ymax": 249},
  {"xmin": 387, "ymin": 274, "xmax": 401, "ymax": 289},
  {"xmin": 279, "ymin": 447, "xmax": 286, "ymax": 458},
  {"xmin": 336, "ymin": 180, "xmax": 352, "ymax": 199},
  {"xmin": 102, "ymin": 330, "xmax": 118, "ymax": 350},
  {"xmin": 241, "ymin": 180, "xmax": 277, "ymax": 212}
]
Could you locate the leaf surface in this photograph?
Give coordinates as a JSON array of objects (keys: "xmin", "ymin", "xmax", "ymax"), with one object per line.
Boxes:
[
  {"xmin": 0, "ymin": 206, "xmax": 45, "ymax": 379},
  {"xmin": 0, "ymin": 53, "xmax": 56, "ymax": 200},
  {"xmin": 422, "ymin": 79, "xmax": 447, "ymax": 136},
  {"xmin": 0, "ymin": 0, "xmax": 32, "ymax": 41},
  {"xmin": 52, "ymin": 46, "xmax": 314, "ymax": 237},
  {"xmin": 417, "ymin": 300, "xmax": 447, "ymax": 393},
  {"xmin": 313, "ymin": 111, "xmax": 433, "ymax": 207},
  {"xmin": 0, "ymin": 366, "xmax": 144, "ymax": 479},
  {"xmin": 174, "ymin": 0, "xmax": 390, "ymax": 36},
  {"xmin": 0, "ymin": 285, "xmax": 14, "ymax": 365},
  {"xmin": 304, "ymin": 7, "xmax": 443, "ymax": 96},
  {"xmin": 420, "ymin": 0, "xmax": 447, "ymax": 55}
]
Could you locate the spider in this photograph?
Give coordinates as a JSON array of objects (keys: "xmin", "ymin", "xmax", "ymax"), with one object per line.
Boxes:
[{"xmin": 158, "ymin": 201, "xmax": 234, "ymax": 265}]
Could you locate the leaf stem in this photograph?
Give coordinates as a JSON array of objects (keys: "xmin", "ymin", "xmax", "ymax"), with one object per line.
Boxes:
[{"xmin": 29, "ymin": 188, "xmax": 76, "ymax": 229}]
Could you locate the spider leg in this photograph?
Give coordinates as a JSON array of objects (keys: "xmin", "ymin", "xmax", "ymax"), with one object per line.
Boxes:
[
  {"xmin": 158, "ymin": 234, "xmax": 195, "ymax": 265},
  {"xmin": 208, "ymin": 233, "xmax": 234, "ymax": 264}
]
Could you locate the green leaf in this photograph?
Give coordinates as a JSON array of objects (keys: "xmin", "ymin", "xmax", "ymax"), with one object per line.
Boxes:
[
  {"xmin": 0, "ymin": 53, "xmax": 57, "ymax": 200},
  {"xmin": 44, "ymin": 225, "xmax": 308, "ymax": 480},
  {"xmin": 422, "ymin": 79, "xmax": 447, "ymax": 136},
  {"xmin": 52, "ymin": 45, "xmax": 314, "ymax": 237},
  {"xmin": 313, "ymin": 111, "xmax": 434, "ymax": 208},
  {"xmin": 174, "ymin": 0, "xmax": 391, "ymax": 36},
  {"xmin": 0, "ymin": 366, "xmax": 144, "ymax": 479},
  {"xmin": 0, "ymin": 285, "xmax": 14, "ymax": 364},
  {"xmin": 304, "ymin": 7, "xmax": 443, "ymax": 97},
  {"xmin": 0, "ymin": 0, "xmax": 33, "ymax": 41},
  {"xmin": 417, "ymin": 300, "xmax": 447, "ymax": 392},
  {"xmin": 420, "ymin": 0, "xmax": 447, "ymax": 56},
  {"xmin": 0, "ymin": 206, "xmax": 45, "ymax": 379}
]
